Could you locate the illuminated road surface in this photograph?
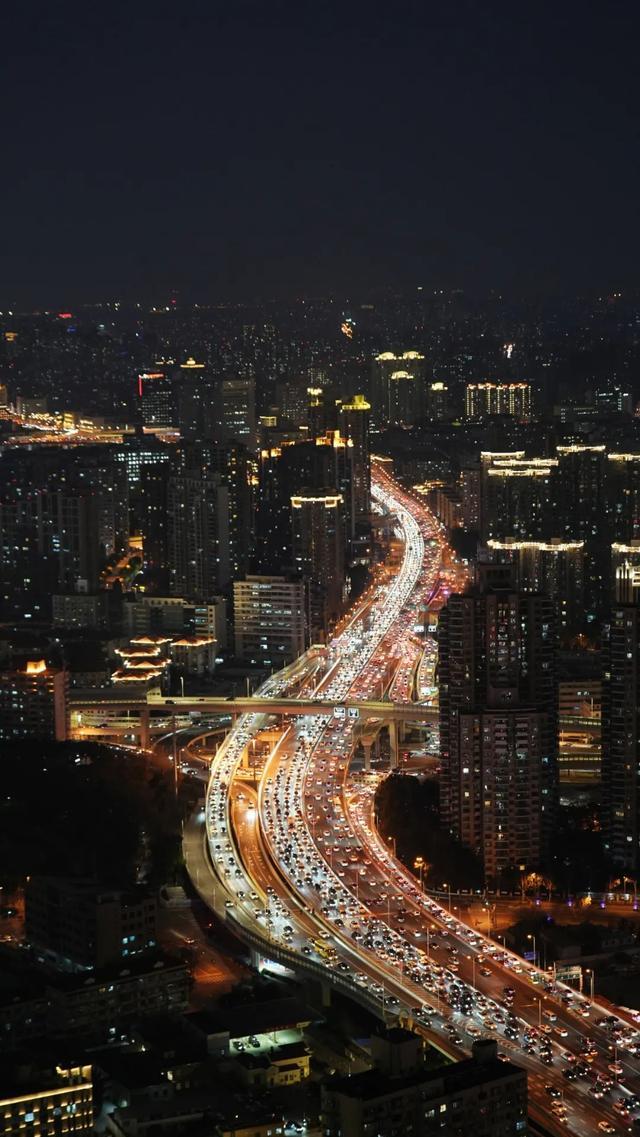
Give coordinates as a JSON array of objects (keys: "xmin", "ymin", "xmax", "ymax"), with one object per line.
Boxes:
[{"xmin": 201, "ymin": 462, "xmax": 640, "ymax": 1137}]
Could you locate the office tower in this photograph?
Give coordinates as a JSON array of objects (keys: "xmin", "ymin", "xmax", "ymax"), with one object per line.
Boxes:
[
  {"xmin": 291, "ymin": 490, "xmax": 346, "ymax": 639},
  {"xmin": 556, "ymin": 444, "xmax": 607, "ymax": 621},
  {"xmin": 481, "ymin": 457, "xmax": 557, "ymax": 543},
  {"xmin": 113, "ymin": 432, "xmax": 171, "ymax": 487},
  {"xmin": 439, "ymin": 566, "xmax": 557, "ymax": 881},
  {"xmin": 487, "ymin": 537, "xmax": 585, "ymax": 636},
  {"xmin": 0, "ymin": 382, "xmax": 8, "ymax": 407},
  {"xmin": 339, "ymin": 394, "xmax": 372, "ymax": 533},
  {"xmin": 26, "ymin": 877, "xmax": 157, "ymax": 972},
  {"xmin": 603, "ymin": 604, "xmax": 640, "ymax": 869},
  {"xmin": 0, "ymin": 659, "xmax": 68, "ymax": 741},
  {"xmin": 371, "ymin": 350, "xmax": 426, "ymax": 426},
  {"xmin": 233, "ymin": 575, "xmax": 309, "ymax": 666},
  {"xmin": 321, "ymin": 1037, "xmax": 527, "ymax": 1137},
  {"xmin": 426, "ymin": 380, "xmax": 449, "ymax": 420},
  {"xmin": 607, "ymin": 452, "xmax": 640, "ymax": 543},
  {"xmin": 611, "ymin": 541, "xmax": 640, "ymax": 603},
  {"xmin": 137, "ymin": 367, "xmax": 176, "ymax": 429},
  {"xmin": 167, "ymin": 467, "xmax": 230, "ymax": 600},
  {"xmin": 465, "ymin": 382, "xmax": 532, "ymax": 420},
  {"xmin": 221, "ymin": 376, "xmax": 257, "ymax": 450}
]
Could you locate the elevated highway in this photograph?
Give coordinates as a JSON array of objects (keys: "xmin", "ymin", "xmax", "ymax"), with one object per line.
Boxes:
[{"xmin": 193, "ymin": 460, "xmax": 638, "ymax": 1137}]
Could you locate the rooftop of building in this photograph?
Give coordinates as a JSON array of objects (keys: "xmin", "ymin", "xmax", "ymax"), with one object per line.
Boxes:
[
  {"xmin": 325, "ymin": 1051, "xmax": 524, "ymax": 1103},
  {"xmin": 186, "ymin": 997, "xmax": 316, "ymax": 1039}
]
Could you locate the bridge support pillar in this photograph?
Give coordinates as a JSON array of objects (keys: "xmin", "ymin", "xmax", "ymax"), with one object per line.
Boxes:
[
  {"xmin": 388, "ymin": 720, "xmax": 399, "ymax": 770},
  {"xmin": 362, "ymin": 740, "xmax": 373, "ymax": 773},
  {"xmin": 140, "ymin": 707, "xmax": 150, "ymax": 750},
  {"xmin": 320, "ymin": 979, "xmax": 332, "ymax": 1008}
]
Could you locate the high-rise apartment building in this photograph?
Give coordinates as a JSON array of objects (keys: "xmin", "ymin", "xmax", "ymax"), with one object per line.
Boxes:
[
  {"xmin": 439, "ymin": 566, "xmax": 557, "ymax": 881},
  {"xmin": 607, "ymin": 453, "xmax": 640, "ymax": 543},
  {"xmin": 556, "ymin": 444, "xmax": 607, "ymax": 621},
  {"xmin": 487, "ymin": 537, "xmax": 585, "ymax": 636},
  {"xmin": 611, "ymin": 541, "xmax": 640, "ymax": 603},
  {"xmin": 176, "ymin": 356, "xmax": 219, "ymax": 441},
  {"xmin": 167, "ymin": 468, "xmax": 230, "ymax": 600},
  {"xmin": 233, "ymin": 575, "xmax": 309, "ymax": 666},
  {"xmin": 465, "ymin": 382, "xmax": 531, "ymax": 420},
  {"xmin": 371, "ymin": 351, "xmax": 426, "ymax": 426},
  {"xmin": 603, "ymin": 604, "xmax": 640, "ymax": 870},
  {"xmin": 0, "ymin": 448, "xmax": 129, "ymax": 611},
  {"xmin": 339, "ymin": 394, "xmax": 371, "ymax": 535},
  {"xmin": 426, "ymin": 380, "xmax": 449, "ymax": 420},
  {"xmin": 482, "ymin": 458, "xmax": 557, "ymax": 543},
  {"xmin": 291, "ymin": 490, "xmax": 346, "ymax": 639},
  {"xmin": 0, "ymin": 659, "xmax": 68, "ymax": 741}
]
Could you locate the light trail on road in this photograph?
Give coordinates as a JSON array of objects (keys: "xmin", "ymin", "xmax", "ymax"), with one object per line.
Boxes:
[{"xmin": 202, "ymin": 460, "xmax": 640, "ymax": 1137}]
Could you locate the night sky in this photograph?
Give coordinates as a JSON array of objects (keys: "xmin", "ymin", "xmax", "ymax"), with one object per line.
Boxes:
[{"xmin": 2, "ymin": 0, "xmax": 639, "ymax": 306}]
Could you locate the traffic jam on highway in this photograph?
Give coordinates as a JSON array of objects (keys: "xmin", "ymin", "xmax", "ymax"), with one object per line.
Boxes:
[{"xmin": 203, "ymin": 461, "xmax": 640, "ymax": 1137}]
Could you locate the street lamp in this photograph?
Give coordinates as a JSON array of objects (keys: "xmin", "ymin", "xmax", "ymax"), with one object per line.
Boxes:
[
  {"xmin": 442, "ymin": 882, "xmax": 452, "ymax": 912},
  {"xmin": 414, "ymin": 856, "xmax": 425, "ymax": 890},
  {"xmin": 584, "ymin": 967, "xmax": 595, "ymax": 1002},
  {"xmin": 527, "ymin": 933, "xmax": 537, "ymax": 968}
]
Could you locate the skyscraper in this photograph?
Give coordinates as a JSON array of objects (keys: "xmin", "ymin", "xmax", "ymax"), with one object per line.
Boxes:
[
  {"xmin": 481, "ymin": 458, "xmax": 557, "ymax": 543},
  {"xmin": 487, "ymin": 537, "xmax": 585, "ymax": 637},
  {"xmin": 137, "ymin": 367, "xmax": 176, "ymax": 430},
  {"xmin": 603, "ymin": 603, "xmax": 640, "ymax": 870},
  {"xmin": 339, "ymin": 394, "xmax": 372, "ymax": 534},
  {"xmin": 439, "ymin": 566, "xmax": 557, "ymax": 882},
  {"xmin": 167, "ymin": 465, "xmax": 230, "ymax": 600},
  {"xmin": 291, "ymin": 491, "xmax": 346, "ymax": 640},
  {"xmin": 371, "ymin": 351, "xmax": 426, "ymax": 426},
  {"xmin": 556, "ymin": 444, "xmax": 607, "ymax": 621},
  {"xmin": 607, "ymin": 452, "xmax": 640, "ymax": 543},
  {"xmin": 221, "ymin": 376, "xmax": 257, "ymax": 450}
]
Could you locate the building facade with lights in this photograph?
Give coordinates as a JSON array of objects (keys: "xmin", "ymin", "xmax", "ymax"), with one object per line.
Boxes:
[
  {"xmin": 0, "ymin": 659, "xmax": 68, "ymax": 741},
  {"xmin": 439, "ymin": 566, "xmax": 557, "ymax": 882}
]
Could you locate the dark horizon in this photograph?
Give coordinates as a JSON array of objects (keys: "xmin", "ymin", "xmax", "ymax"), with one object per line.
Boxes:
[{"xmin": 2, "ymin": 1, "xmax": 640, "ymax": 308}]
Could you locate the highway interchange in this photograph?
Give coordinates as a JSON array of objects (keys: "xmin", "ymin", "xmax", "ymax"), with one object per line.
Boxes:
[{"xmin": 201, "ymin": 459, "xmax": 640, "ymax": 1137}]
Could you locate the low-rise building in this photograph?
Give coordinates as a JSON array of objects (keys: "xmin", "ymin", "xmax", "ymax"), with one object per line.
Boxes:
[
  {"xmin": 0, "ymin": 1056, "xmax": 93, "ymax": 1136},
  {"xmin": 26, "ymin": 877, "xmax": 158, "ymax": 973},
  {"xmin": 321, "ymin": 1036, "xmax": 527, "ymax": 1137}
]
